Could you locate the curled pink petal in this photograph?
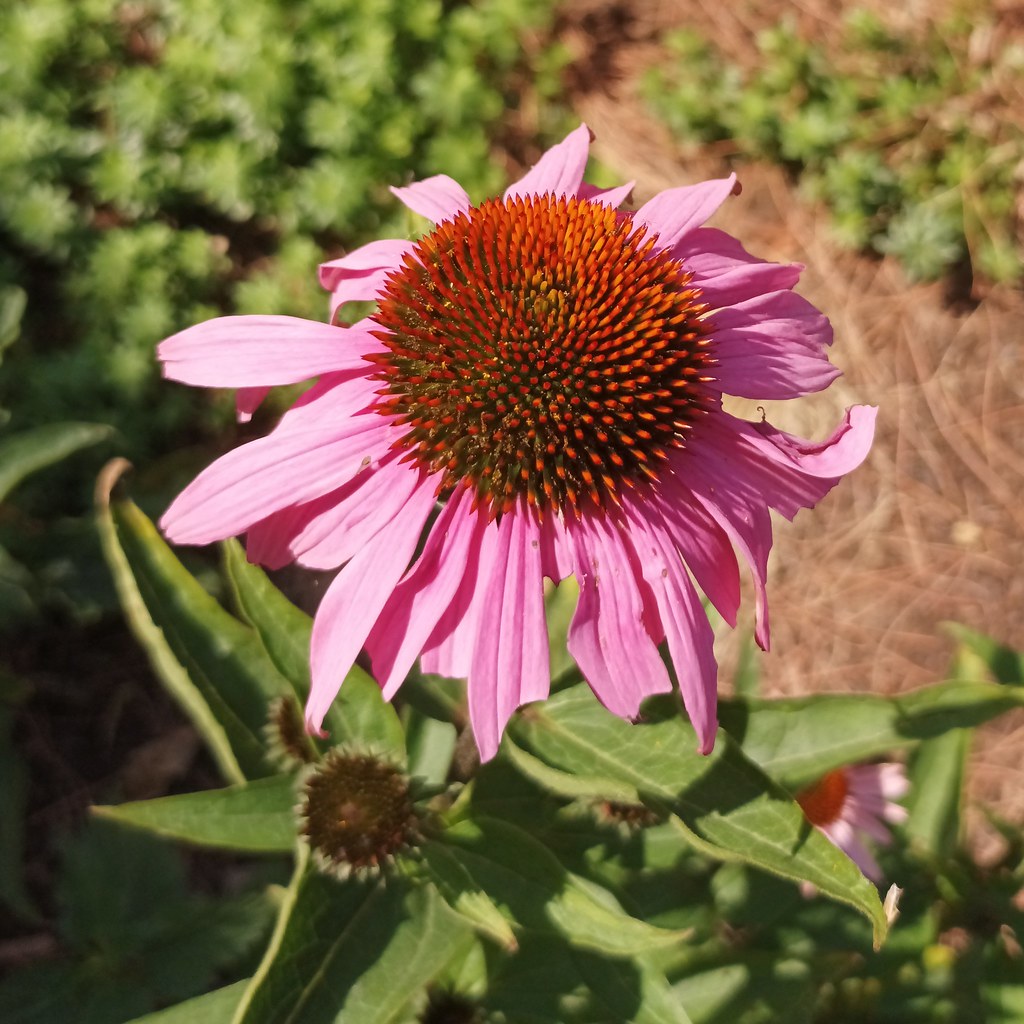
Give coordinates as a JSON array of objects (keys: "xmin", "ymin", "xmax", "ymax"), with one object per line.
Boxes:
[
  {"xmin": 235, "ymin": 386, "xmax": 271, "ymax": 423},
  {"xmin": 390, "ymin": 174, "xmax": 471, "ymax": 224}
]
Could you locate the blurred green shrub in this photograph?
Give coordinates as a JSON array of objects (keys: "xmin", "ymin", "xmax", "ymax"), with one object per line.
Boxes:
[
  {"xmin": 0, "ymin": 0, "xmax": 564, "ymax": 463},
  {"xmin": 643, "ymin": 10, "xmax": 1024, "ymax": 285}
]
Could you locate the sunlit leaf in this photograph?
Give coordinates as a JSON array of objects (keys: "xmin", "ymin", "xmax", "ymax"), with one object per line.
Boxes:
[
  {"xmin": 94, "ymin": 775, "xmax": 299, "ymax": 853},
  {"xmin": 510, "ymin": 687, "xmax": 888, "ymax": 946}
]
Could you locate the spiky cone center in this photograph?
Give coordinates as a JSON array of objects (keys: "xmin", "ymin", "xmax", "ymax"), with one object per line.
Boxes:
[
  {"xmin": 264, "ymin": 695, "xmax": 317, "ymax": 769},
  {"xmin": 300, "ymin": 751, "xmax": 417, "ymax": 876},
  {"xmin": 369, "ymin": 193, "xmax": 717, "ymax": 518},
  {"xmin": 796, "ymin": 769, "xmax": 850, "ymax": 828}
]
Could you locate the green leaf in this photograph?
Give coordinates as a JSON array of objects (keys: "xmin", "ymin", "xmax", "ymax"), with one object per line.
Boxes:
[
  {"xmin": 405, "ymin": 709, "xmax": 457, "ymax": 788},
  {"xmin": 94, "ymin": 774, "xmax": 299, "ymax": 853},
  {"xmin": 0, "ymin": 285, "xmax": 26, "ymax": 356},
  {"xmin": 97, "ymin": 462, "xmax": 292, "ymax": 781},
  {"xmin": 428, "ymin": 815, "xmax": 689, "ymax": 956},
  {"xmin": 904, "ymin": 728, "xmax": 968, "ymax": 860},
  {"xmin": 224, "ymin": 539, "xmax": 405, "ymax": 761},
  {"xmin": 510, "ymin": 687, "xmax": 888, "ymax": 946},
  {"xmin": 484, "ymin": 934, "xmax": 693, "ymax": 1024},
  {"xmin": 718, "ymin": 678, "xmax": 1024, "ymax": 791},
  {"xmin": 948, "ymin": 624, "xmax": 1024, "ymax": 685},
  {"xmin": 234, "ymin": 850, "xmax": 471, "ymax": 1024},
  {"xmin": 670, "ymin": 957, "xmax": 816, "ymax": 1024},
  {"xmin": 415, "ymin": 839, "xmax": 519, "ymax": 950},
  {"xmin": 124, "ymin": 981, "xmax": 248, "ymax": 1023},
  {"xmin": 0, "ymin": 422, "xmax": 112, "ymax": 504}
]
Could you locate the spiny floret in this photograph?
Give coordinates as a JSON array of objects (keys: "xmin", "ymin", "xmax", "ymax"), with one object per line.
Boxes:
[{"xmin": 369, "ymin": 193, "xmax": 718, "ymax": 517}]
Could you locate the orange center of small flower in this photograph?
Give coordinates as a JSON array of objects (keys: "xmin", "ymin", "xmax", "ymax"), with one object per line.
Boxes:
[
  {"xmin": 796, "ymin": 769, "xmax": 850, "ymax": 827},
  {"xmin": 369, "ymin": 193, "xmax": 717, "ymax": 517}
]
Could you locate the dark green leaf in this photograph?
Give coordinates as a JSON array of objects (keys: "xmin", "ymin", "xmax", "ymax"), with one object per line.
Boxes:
[
  {"xmin": 428, "ymin": 815, "xmax": 689, "ymax": 956},
  {"xmin": 94, "ymin": 775, "xmax": 299, "ymax": 853},
  {"xmin": 234, "ymin": 850, "xmax": 471, "ymax": 1024},
  {"xmin": 510, "ymin": 687, "xmax": 888, "ymax": 946},
  {"xmin": 484, "ymin": 933, "xmax": 693, "ymax": 1024}
]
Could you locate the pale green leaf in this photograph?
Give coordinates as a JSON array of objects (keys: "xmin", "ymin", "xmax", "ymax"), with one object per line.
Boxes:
[
  {"xmin": 94, "ymin": 775, "xmax": 299, "ymax": 853},
  {"xmin": 0, "ymin": 422, "xmax": 112, "ymax": 504}
]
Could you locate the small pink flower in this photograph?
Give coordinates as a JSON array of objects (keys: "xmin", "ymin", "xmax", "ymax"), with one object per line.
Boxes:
[
  {"xmin": 157, "ymin": 125, "xmax": 876, "ymax": 761},
  {"xmin": 796, "ymin": 763, "xmax": 909, "ymax": 879}
]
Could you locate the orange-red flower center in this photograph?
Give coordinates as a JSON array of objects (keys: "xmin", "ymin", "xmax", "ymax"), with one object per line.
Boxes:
[
  {"xmin": 369, "ymin": 193, "xmax": 717, "ymax": 517},
  {"xmin": 796, "ymin": 769, "xmax": 850, "ymax": 827}
]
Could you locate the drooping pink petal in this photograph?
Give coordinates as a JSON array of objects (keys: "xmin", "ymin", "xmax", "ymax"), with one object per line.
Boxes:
[
  {"xmin": 305, "ymin": 476, "xmax": 437, "ymax": 734},
  {"xmin": 287, "ymin": 455, "xmax": 426, "ymax": 570},
  {"xmin": 419, "ymin": 510, "xmax": 496, "ymax": 680},
  {"xmin": 236, "ymin": 386, "xmax": 271, "ymax": 423},
  {"xmin": 390, "ymin": 174, "xmax": 472, "ymax": 224},
  {"xmin": 159, "ymin": 316, "xmax": 382, "ymax": 388},
  {"xmin": 625, "ymin": 501, "xmax": 719, "ymax": 753},
  {"xmin": 468, "ymin": 503, "xmax": 550, "ymax": 761},
  {"xmin": 710, "ymin": 407, "xmax": 878, "ymax": 520},
  {"xmin": 327, "ymin": 267, "xmax": 393, "ymax": 323},
  {"xmin": 366, "ymin": 487, "xmax": 485, "ymax": 698},
  {"xmin": 676, "ymin": 444, "xmax": 774, "ymax": 651},
  {"xmin": 160, "ymin": 411, "xmax": 396, "ymax": 546},
  {"xmin": 566, "ymin": 517, "xmax": 672, "ymax": 718},
  {"xmin": 318, "ymin": 239, "xmax": 413, "ymax": 290},
  {"xmin": 651, "ymin": 481, "xmax": 741, "ymax": 628},
  {"xmin": 505, "ymin": 123, "xmax": 592, "ymax": 202},
  {"xmin": 632, "ymin": 175, "xmax": 738, "ymax": 251},
  {"xmin": 674, "ymin": 227, "xmax": 802, "ymax": 308}
]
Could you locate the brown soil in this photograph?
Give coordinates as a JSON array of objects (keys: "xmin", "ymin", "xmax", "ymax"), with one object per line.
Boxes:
[{"xmin": 554, "ymin": 0, "xmax": 1024, "ymax": 855}]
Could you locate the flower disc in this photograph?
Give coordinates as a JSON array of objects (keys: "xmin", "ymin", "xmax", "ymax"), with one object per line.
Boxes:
[
  {"xmin": 370, "ymin": 194, "xmax": 718, "ymax": 517},
  {"xmin": 796, "ymin": 769, "xmax": 850, "ymax": 828}
]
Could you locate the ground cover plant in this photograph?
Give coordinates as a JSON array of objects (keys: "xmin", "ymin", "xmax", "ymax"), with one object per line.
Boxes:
[{"xmin": 642, "ymin": 8, "xmax": 1024, "ymax": 286}]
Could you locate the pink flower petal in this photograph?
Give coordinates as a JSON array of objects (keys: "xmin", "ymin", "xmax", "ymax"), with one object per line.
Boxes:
[
  {"xmin": 288, "ymin": 455, "xmax": 426, "ymax": 570},
  {"xmin": 236, "ymin": 386, "xmax": 271, "ymax": 423},
  {"xmin": 632, "ymin": 175, "xmax": 738, "ymax": 251},
  {"xmin": 652, "ymin": 481, "xmax": 741, "ymax": 628},
  {"xmin": 160, "ymin": 408, "xmax": 395, "ymax": 546},
  {"xmin": 159, "ymin": 316, "xmax": 380, "ymax": 388},
  {"xmin": 676, "ymin": 443, "xmax": 774, "ymax": 651},
  {"xmin": 674, "ymin": 228, "xmax": 802, "ymax": 308},
  {"xmin": 389, "ymin": 174, "xmax": 472, "ymax": 224},
  {"xmin": 420, "ymin": 505, "xmax": 495, "ymax": 680},
  {"xmin": 328, "ymin": 267, "xmax": 393, "ymax": 323},
  {"xmin": 305, "ymin": 476, "xmax": 437, "ymax": 734},
  {"xmin": 505, "ymin": 123, "xmax": 592, "ymax": 201},
  {"xmin": 366, "ymin": 487, "xmax": 484, "ymax": 698},
  {"xmin": 625, "ymin": 502, "xmax": 718, "ymax": 754},
  {"xmin": 566, "ymin": 517, "xmax": 672, "ymax": 718},
  {"xmin": 716, "ymin": 407, "xmax": 878, "ymax": 520},
  {"xmin": 468, "ymin": 504, "xmax": 550, "ymax": 761},
  {"xmin": 318, "ymin": 240, "xmax": 413, "ymax": 290},
  {"xmin": 578, "ymin": 181, "xmax": 635, "ymax": 208}
]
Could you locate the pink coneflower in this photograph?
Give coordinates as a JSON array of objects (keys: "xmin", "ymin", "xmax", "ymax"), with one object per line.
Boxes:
[
  {"xmin": 158, "ymin": 124, "xmax": 876, "ymax": 761},
  {"xmin": 796, "ymin": 763, "xmax": 909, "ymax": 879}
]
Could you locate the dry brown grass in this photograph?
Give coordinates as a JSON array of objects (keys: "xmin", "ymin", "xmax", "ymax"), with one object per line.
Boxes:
[{"xmin": 553, "ymin": 0, "xmax": 1024, "ymax": 852}]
